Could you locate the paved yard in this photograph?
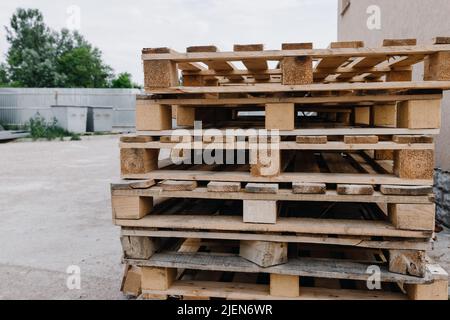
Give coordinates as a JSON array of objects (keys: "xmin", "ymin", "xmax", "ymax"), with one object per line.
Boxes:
[
  {"xmin": 0, "ymin": 136, "xmax": 448, "ymax": 299},
  {"xmin": 0, "ymin": 136, "xmax": 123, "ymax": 299}
]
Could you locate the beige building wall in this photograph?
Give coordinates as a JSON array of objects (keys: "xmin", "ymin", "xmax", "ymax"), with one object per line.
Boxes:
[{"xmin": 338, "ymin": 0, "xmax": 450, "ymax": 170}]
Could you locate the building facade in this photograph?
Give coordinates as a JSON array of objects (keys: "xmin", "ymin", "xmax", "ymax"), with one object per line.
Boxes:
[{"xmin": 337, "ymin": 0, "xmax": 450, "ymax": 225}]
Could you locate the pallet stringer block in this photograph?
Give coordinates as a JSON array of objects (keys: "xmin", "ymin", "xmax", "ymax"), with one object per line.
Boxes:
[
  {"xmin": 389, "ymin": 249, "xmax": 427, "ymax": 277},
  {"xmin": 141, "ymin": 267, "xmax": 177, "ymax": 291},
  {"xmin": 243, "ymin": 200, "xmax": 278, "ymax": 224},
  {"xmin": 142, "ymin": 48, "xmax": 179, "ymax": 89},
  {"xmin": 270, "ymin": 274, "xmax": 300, "ymax": 297},
  {"xmin": 136, "ymin": 100, "xmax": 172, "ymax": 131},
  {"xmin": 120, "ymin": 137, "xmax": 159, "ymax": 176},
  {"xmin": 281, "ymin": 43, "xmax": 313, "ymax": 85},
  {"xmin": 397, "ymin": 100, "xmax": 441, "ymax": 129},
  {"xmin": 388, "ymin": 204, "xmax": 435, "ymax": 231},
  {"xmin": 424, "ymin": 37, "xmax": 450, "ymax": 81},
  {"xmin": 121, "ymin": 236, "xmax": 161, "ymax": 259},
  {"xmin": 265, "ymin": 103, "xmax": 295, "ymax": 130},
  {"xmin": 112, "ymin": 195, "xmax": 153, "ymax": 220},
  {"xmin": 393, "ymin": 149, "xmax": 434, "ymax": 180},
  {"xmin": 240, "ymin": 241, "xmax": 288, "ymax": 267}
]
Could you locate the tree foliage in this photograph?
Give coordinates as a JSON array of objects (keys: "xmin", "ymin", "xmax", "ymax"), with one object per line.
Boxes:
[
  {"xmin": 111, "ymin": 72, "xmax": 141, "ymax": 89},
  {"xmin": 3, "ymin": 8, "xmax": 117, "ymax": 88}
]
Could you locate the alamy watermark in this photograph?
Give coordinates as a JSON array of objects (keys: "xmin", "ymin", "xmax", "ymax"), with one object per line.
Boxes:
[
  {"xmin": 66, "ymin": 5, "xmax": 81, "ymax": 31},
  {"xmin": 66, "ymin": 265, "xmax": 81, "ymax": 290},
  {"xmin": 367, "ymin": 5, "xmax": 381, "ymax": 30}
]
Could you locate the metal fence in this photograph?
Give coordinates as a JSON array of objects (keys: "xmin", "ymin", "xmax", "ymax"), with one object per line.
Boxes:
[{"xmin": 0, "ymin": 88, "xmax": 141, "ymax": 131}]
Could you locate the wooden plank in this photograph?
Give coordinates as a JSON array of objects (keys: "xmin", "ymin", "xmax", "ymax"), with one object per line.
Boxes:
[
  {"xmin": 243, "ymin": 200, "xmax": 278, "ymax": 224},
  {"xmin": 234, "ymin": 44, "xmax": 270, "ymax": 81},
  {"xmin": 240, "ymin": 241, "xmax": 288, "ymax": 268},
  {"xmin": 380, "ymin": 185, "xmax": 433, "ymax": 196},
  {"xmin": 137, "ymin": 127, "xmax": 440, "ymax": 138},
  {"xmin": 392, "ymin": 135, "xmax": 434, "ymax": 144},
  {"xmin": 207, "ymin": 181, "xmax": 241, "ymax": 192},
  {"xmin": 186, "ymin": 46, "xmax": 244, "ymax": 81},
  {"xmin": 142, "ymin": 280, "xmax": 406, "ymax": 300},
  {"xmin": 128, "ymin": 252, "xmax": 438, "ymax": 284},
  {"xmin": 344, "ymin": 136, "xmax": 379, "ymax": 144},
  {"xmin": 143, "ymin": 44, "xmax": 450, "ymax": 62},
  {"xmin": 144, "ymin": 93, "xmax": 444, "ymax": 106},
  {"xmin": 132, "ymin": 170, "xmax": 433, "ymax": 186},
  {"xmin": 337, "ymin": 184, "xmax": 374, "ymax": 195},
  {"xmin": 245, "ymin": 183, "xmax": 279, "ymax": 194},
  {"xmin": 118, "ymin": 215, "xmax": 431, "ymax": 239},
  {"xmin": 113, "ymin": 187, "xmax": 433, "ymax": 204},
  {"xmin": 296, "ymin": 136, "xmax": 327, "ymax": 144},
  {"xmin": 292, "ymin": 183, "xmax": 326, "ymax": 195},
  {"xmin": 149, "ymin": 81, "xmax": 450, "ymax": 94},
  {"xmin": 160, "ymin": 180, "xmax": 197, "ymax": 191}
]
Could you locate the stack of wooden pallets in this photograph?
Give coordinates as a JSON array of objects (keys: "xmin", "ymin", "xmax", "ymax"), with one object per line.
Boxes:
[{"xmin": 112, "ymin": 38, "xmax": 450, "ymax": 300}]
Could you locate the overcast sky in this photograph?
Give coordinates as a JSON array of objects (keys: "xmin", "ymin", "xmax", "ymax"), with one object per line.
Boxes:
[{"xmin": 0, "ymin": 0, "xmax": 338, "ymax": 85}]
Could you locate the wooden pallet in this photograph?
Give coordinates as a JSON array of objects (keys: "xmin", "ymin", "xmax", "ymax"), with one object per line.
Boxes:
[
  {"xmin": 120, "ymin": 239, "xmax": 448, "ymax": 300},
  {"xmin": 142, "ymin": 38, "xmax": 450, "ymax": 91},
  {"xmin": 120, "ymin": 145, "xmax": 435, "ymax": 185},
  {"xmin": 136, "ymin": 93, "xmax": 443, "ymax": 131},
  {"xmin": 112, "ymin": 191, "xmax": 437, "ymax": 274}
]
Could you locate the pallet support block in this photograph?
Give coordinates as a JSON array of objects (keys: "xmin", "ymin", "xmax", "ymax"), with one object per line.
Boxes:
[
  {"xmin": 388, "ymin": 204, "xmax": 435, "ymax": 231},
  {"xmin": 122, "ymin": 266, "xmax": 142, "ymax": 297},
  {"xmin": 250, "ymin": 147, "xmax": 281, "ymax": 177},
  {"xmin": 120, "ymin": 147, "xmax": 159, "ymax": 176},
  {"xmin": 243, "ymin": 200, "xmax": 278, "ymax": 224},
  {"xmin": 265, "ymin": 103, "xmax": 295, "ymax": 130},
  {"xmin": 240, "ymin": 241, "xmax": 288, "ymax": 268},
  {"xmin": 405, "ymin": 279, "xmax": 449, "ymax": 300},
  {"xmin": 176, "ymin": 106, "xmax": 196, "ymax": 126},
  {"xmin": 112, "ymin": 196, "xmax": 153, "ymax": 220},
  {"xmin": 281, "ymin": 43, "xmax": 313, "ymax": 85},
  {"xmin": 389, "ymin": 250, "xmax": 426, "ymax": 277},
  {"xmin": 142, "ymin": 48, "xmax": 178, "ymax": 89},
  {"xmin": 373, "ymin": 104, "xmax": 397, "ymax": 127},
  {"xmin": 141, "ymin": 267, "xmax": 177, "ymax": 291},
  {"xmin": 394, "ymin": 150, "xmax": 434, "ymax": 180},
  {"xmin": 270, "ymin": 274, "xmax": 300, "ymax": 297},
  {"xmin": 136, "ymin": 101, "xmax": 172, "ymax": 131},
  {"xmin": 424, "ymin": 51, "xmax": 450, "ymax": 81},
  {"xmin": 397, "ymin": 100, "xmax": 441, "ymax": 129},
  {"xmin": 354, "ymin": 107, "xmax": 370, "ymax": 125},
  {"xmin": 121, "ymin": 236, "xmax": 160, "ymax": 259}
]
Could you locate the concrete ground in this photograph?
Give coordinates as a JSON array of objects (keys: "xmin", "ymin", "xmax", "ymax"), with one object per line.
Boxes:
[
  {"xmin": 0, "ymin": 136, "xmax": 449, "ymax": 299},
  {"xmin": 0, "ymin": 136, "xmax": 123, "ymax": 300}
]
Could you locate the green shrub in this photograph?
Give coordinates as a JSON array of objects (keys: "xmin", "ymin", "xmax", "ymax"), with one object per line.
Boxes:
[{"xmin": 27, "ymin": 114, "xmax": 73, "ymax": 141}]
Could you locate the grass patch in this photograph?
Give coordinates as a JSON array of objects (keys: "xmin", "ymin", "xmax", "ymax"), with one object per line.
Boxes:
[{"xmin": 26, "ymin": 114, "xmax": 79, "ymax": 141}]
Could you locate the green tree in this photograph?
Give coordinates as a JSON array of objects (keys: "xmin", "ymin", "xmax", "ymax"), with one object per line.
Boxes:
[
  {"xmin": 111, "ymin": 72, "xmax": 136, "ymax": 88},
  {"xmin": 5, "ymin": 8, "xmax": 62, "ymax": 87},
  {"xmin": 4, "ymin": 8, "xmax": 113, "ymax": 88},
  {"xmin": 0, "ymin": 63, "xmax": 9, "ymax": 85}
]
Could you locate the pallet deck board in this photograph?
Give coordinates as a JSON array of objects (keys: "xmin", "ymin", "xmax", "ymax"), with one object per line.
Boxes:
[
  {"xmin": 125, "ymin": 252, "xmax": 440, "ymax": 284},
  {"xmin": 116, "ymin": 215, "xmax": 431, "ymax": 239}
]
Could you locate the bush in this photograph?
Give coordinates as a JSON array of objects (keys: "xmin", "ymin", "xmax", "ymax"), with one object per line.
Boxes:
[{"xmin": 27, "ymin": 114, "xmax": 73, "ymax": 141}]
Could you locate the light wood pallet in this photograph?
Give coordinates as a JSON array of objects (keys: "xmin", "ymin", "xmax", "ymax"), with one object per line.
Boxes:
[
  {"xmin": 120, "ymin": 144, "xmax": 435, "ymax": 188},
  {"xmin": 142, "ymin": 38, "xmax": 450, "ymax": 91},
  {"xmin": 112, "ymin": 188, "xmax": 437, "ymax": 276},
  {"xmin": 120, "ymin": 238, "xmax": 448, "ymax": 300},
  {"xmin": 136, "ymin": 84, "xmax": 445, "ymax": 131}
]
